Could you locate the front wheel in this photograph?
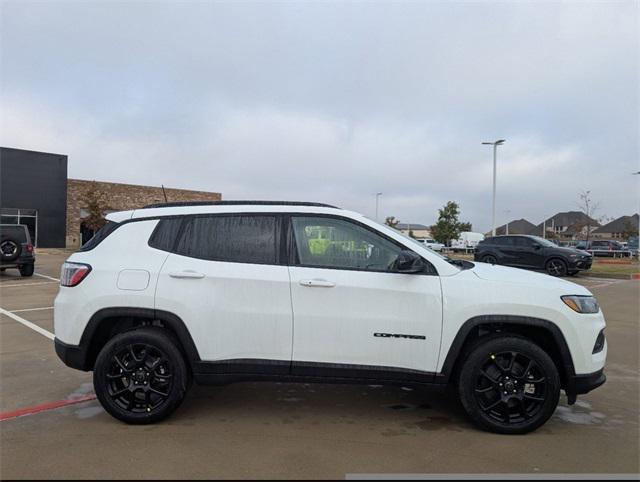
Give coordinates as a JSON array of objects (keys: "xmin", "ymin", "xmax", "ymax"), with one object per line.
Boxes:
[
  {"xmin": 93, "ymin": 327, "xmax": 189, "ymax": 424},
  {"xmin": 546, "ymin": 258, "xmax": 567, "ymax": 277},
  {"xmin": 458, "ymin": 336, "xmax": 560, "ymax": 434}
]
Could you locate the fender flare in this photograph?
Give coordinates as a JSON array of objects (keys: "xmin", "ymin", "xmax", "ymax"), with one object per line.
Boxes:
[
  {"xmin": 77, "ymin": 307, "xmax": 201, "ymax": 370},
  {"xmin": 437, "ymin": 315, "xmax": 576, "ymax": 388}
]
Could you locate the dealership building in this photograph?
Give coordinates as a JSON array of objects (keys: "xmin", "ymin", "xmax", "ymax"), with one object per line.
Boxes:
[{"xmin": 0, "ymin": 147, "xmax": 222, "ymax": 248}]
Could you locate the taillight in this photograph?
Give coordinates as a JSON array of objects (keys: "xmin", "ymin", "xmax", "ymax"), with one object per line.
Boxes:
[
  {"xmin": 25, "ymin": 244, "xmax": 34, "ymax": 254},
  {"xmin": 60, "ymin": 262, "xmax": 92, "ymax": 287}
]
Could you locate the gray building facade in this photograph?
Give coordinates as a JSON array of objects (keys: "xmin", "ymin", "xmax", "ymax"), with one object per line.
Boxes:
[{"xmin": 0, "ymin": 147, "xmax": 68, "ymax": 247}]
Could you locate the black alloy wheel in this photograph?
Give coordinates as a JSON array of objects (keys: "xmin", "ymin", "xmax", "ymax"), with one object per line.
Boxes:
[
  {"xmin": 458, "ymin": 336, "xmax": 560, "ymax": 434},
  {"xmin": 546, "ymin": 258, "xmax": 567, "ymax": 277},
  {"xmin": 94, "ymin": 327, "xmax": 189, "ymax": 424}
]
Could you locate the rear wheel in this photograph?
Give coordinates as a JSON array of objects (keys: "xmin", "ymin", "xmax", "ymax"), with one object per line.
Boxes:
[
  {"xmin": 93, "ymin": 327, "xmax": 189, "ymax": 424},
  {"xmin": 482, "ymin": 254, "xmax": 497, "ymax": 264},
  {"xmin": 19, "ymin": 264, "xmax": 34, "ymax": 277},
  {"xmin": 458, "ymin": 336, "xmax": 560, "ymax": 434},
  {"xmin": 546, "ymin": 258, "xmax": 567, "ymax": 277}
]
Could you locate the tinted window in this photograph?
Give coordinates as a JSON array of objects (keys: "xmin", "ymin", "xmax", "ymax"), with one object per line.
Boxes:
[
  {"xmin": 78, "ymin": 221, "xmax": 120, "ymax": 251},
  {"xmin": 149, "ymin": 218, "xmax": 183, "ymax": 252},
  {"xmin": 292, "ymin": 216, "xmax": 402, "ymax": 271},
  {"xmin": 175, "ymin": 215, "xmax": 279, "ymax": 264},
  {"xmin": 513, "ymin": 237, "xmax": 535, "ymax": 247},
  {"xmin": 493, "ymin": 236, "xmax": 514, "ymax": 246}
]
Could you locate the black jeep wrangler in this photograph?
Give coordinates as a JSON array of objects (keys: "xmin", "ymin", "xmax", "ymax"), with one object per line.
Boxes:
[{"xmin": 0, "ymin": 224, "xmax": 35, "ymax": 277}]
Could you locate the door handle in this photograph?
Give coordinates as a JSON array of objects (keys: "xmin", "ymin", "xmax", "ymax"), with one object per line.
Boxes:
[
  {"xmin": 169, "ymin": 270, "xmax": 205, "ymax": 279},
  {"xmin": 299, "ymin": 279, "xmax": 336, "ymax": 288}
]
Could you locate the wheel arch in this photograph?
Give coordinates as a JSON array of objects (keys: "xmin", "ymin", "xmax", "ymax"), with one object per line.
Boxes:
[
  {"xmin": 77, "ymin": 307, "xmax": 201, "ymax": 371},
  {"xmin": 438, "ymin": 315, "xmax": 576, "ymax": 391}
]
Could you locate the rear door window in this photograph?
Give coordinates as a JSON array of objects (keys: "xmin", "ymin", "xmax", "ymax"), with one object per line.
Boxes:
[{"xmin": 174, "ymin": 215, "xmax": 280, "ymax": 265}]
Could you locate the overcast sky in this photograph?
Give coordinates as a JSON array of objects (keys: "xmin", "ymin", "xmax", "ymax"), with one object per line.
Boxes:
[{"xmin": 1, "ymin": 0, "xmax": 638, "ymax": 231}]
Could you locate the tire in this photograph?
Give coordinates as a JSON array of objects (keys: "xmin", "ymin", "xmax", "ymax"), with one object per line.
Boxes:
[
  {"xmin": 0, "ymin": 238, "xmax": 21, "ymax": 262},
  {"xmin": 546, "ymin": 258, "xmax": 567, "ymax": 277},
  {"xmin": 482, "ymin": 254, "xmax": 497, "ymax": 264},
  {"xmin": 93, "ymin": 327, "xmax": 190, "ymax": 424},
  {"xmin": 19, "ymin": 264, "xmax": 34, "ymax": 277},
  {"xmin": 458, "ymin": 335, "xmax": 560, "ymax": 434}
]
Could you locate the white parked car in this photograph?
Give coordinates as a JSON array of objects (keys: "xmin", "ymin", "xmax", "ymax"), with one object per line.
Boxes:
[
  {"xmin": 451, "ymin": 231, "xmax": 485, "ymax": 252},
  {"xmin": 54, "ymin": 201, "xmax": 606, "ymax": 434},
  {"xmin": 420, "ymin": 238, "xmax": 445, "ymax": 252}
]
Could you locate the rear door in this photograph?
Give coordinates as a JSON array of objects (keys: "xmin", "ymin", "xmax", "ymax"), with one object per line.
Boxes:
[
  {"xmin": 287, "ymin": 215, "xmax": 443, "ymax": 378},
  {"xmin": 154, "ymin": 214, "xmax": 293, "ymax": 371}
]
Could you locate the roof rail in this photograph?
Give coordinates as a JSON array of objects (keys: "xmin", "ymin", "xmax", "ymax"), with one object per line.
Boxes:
[{"xmin": 141, "ymin": 200, "xmax": 340, "ymax": 209}]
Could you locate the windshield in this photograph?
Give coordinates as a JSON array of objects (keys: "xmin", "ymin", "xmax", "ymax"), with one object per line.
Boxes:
[{"xmin": 529, "ymin": 236, "xmax": 560, "ymax": 248}]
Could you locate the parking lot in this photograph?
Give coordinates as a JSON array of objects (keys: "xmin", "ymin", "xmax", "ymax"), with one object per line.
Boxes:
[{"xmin": 0, "ymin": 250, "xmax": 638, "ymax": 479}]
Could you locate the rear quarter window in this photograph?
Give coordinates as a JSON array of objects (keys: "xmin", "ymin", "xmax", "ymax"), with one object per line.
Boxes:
[{"xmin": 78, "ymin": 221, "xmax": 121, "ymax": 251}]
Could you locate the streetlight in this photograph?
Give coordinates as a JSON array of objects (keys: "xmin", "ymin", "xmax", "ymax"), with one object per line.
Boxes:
[
  {"xmin": 375, "ymin": 192, "xmax": 383, "ymax": 222},
  {"xmin": 482, "ymin": 139, "xmax": 506, "ymax": 236}
]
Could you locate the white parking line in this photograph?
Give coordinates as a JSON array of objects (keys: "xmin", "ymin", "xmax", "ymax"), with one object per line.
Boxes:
[
  {"xmin": 0, "ymin": 281, "xmax": 58, "ymax": 288},
  {"xmin": 10, "ymin": 306, "xmax": 54, "ymax": 313},
  {"xmin": 0, "ymin": 306, "xmax": 55, "ymax": 340},
  {"xmin": 34, "ymin": 273, "xmax": 60, "ymax": 282}
]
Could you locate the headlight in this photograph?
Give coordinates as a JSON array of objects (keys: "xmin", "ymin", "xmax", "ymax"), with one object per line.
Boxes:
[{"xmin": 561, "ymin": 295, "xmax": 600, "ymax": 314}]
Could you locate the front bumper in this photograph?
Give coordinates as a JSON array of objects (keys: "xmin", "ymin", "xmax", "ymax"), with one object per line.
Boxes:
[
  {"xmin": 568, "ymin": 257, "xmax": 592, "ymax": 270},
  {"xmin": 565, "ymin": 368, "xmax": 606, "ymax": 404}
]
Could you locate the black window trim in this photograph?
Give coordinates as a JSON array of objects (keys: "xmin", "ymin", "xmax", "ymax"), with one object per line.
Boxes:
[{"xmin": 285, "ymin": 213, "xmax": 438, "ymax": 276}]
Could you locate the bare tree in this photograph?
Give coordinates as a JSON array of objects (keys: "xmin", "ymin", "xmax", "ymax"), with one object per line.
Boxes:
[
  {"xmin": 384, "ymin": 216, "xmax": 400, "ymax": 229},
  {"xmin": 82, "ymin": 181, "xmax": 111, "ymax": 232},
  {"xmin": 577, "ymin": 190, "xmax": 600, "ymax": 243}
]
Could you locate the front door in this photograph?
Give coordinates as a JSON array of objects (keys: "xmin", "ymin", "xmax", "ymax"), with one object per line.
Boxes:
[
  {"xmin": 154, "ymin": 214, "xmax": 293, "ymax": 372},
  {"xmin": 287, "ymin": 215, "xmax": 443, "ymax": 379}
]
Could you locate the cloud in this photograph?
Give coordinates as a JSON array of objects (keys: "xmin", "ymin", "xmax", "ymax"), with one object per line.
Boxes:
[{"xmin": 1, "ymin": 0, "xmax": 638, "ymax": 231}]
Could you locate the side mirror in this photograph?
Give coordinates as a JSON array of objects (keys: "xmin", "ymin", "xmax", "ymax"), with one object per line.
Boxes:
[
  {"xmin": 533, "ymin": 244, "xmax": 541, "ymax": 250},
  {"xmin": 394, "ymin": 250, "xmax": 425, "ymax": 273}
]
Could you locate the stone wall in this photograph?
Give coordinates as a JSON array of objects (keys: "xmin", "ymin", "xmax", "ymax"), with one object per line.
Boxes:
[{"xmin": 66, "ymin": 179, "xmax": 221, "ymax": 247}]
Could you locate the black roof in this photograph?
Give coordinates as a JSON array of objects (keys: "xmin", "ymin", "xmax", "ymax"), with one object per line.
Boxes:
[{"xmin": 142, "ymin": 200, "xmax": 339, "ymax": 209}]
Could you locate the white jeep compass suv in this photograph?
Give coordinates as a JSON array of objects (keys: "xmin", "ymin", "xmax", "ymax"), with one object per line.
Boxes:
[{"xmin": 54, "ymin": 201, "xmax": 606, "ymax": 434}]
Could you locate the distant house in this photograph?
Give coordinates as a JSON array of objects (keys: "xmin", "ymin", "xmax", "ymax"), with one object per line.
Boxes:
[
  {"xmin": 488, "ymin": 218, "xmax": 537, "ymax": 236},
  {"xmin": 592, "ymin": 214, "xmax": 639, "ymax": 240},
  {"xmin": 395, "ymin": 223, "xmax": 431, "ymax": 239},
  {"xmin": 528, "ymin": 211, "xmax": 600, "ymax": 239}
]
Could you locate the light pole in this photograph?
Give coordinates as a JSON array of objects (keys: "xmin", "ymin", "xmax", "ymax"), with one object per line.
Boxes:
[
  {"xmin": 375, "ymin": 192, "xmax": 383, "ymax": 222},
  {"xmin": 482, "ymin": 139, "xmax": 506, "ymax": 236},
  {"xmin": 504, "ymin": 209, "xmax": 512, "ymax": 235},
  {"xmin": 633, "ymin": 173, "xmax": 640, "ymax": 245}
]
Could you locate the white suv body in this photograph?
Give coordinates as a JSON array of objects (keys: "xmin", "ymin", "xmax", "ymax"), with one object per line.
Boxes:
[{"xmin": 54, "ymin": 202, "xmax": 606, "ymax": 433}]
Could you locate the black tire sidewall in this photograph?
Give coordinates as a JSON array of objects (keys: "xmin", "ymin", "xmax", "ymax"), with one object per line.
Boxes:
[
  {"xmin": 458, "ymin": 336, "xmax": 560, "ymax": 434},
  {"xmin": 19, "ymin": 264, "xmax": 34, "ymax": 277},
  {"xmin": 93, "ymin": 327, "xmax": 189, "ymax": 424}
]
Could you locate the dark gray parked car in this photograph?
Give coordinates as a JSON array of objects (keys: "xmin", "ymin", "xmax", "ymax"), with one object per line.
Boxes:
[
  {"xmin": 0, "ymin": 224, "xmax": 35, "ymax": 276},
  {"xmin": 474, "ymin": 235, "xmax": 592, "ymax": 277}
]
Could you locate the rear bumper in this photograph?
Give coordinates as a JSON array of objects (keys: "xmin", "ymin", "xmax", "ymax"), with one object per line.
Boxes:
[
  {"xmin": 1, "ymin": 256, "xmax": 35, "ymax": 268},
  {"xmin": 54, "ymin": 337, "xmax": 91, "ymax": 371}
]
